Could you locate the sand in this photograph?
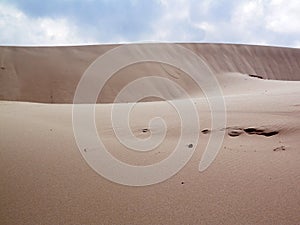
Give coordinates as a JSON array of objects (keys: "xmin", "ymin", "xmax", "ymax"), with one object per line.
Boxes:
[{"xmin": 0, "ymin": 43, "xmax": 300, "ymax": 224}]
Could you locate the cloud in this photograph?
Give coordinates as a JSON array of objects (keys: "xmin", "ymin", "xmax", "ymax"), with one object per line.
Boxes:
[
  {"xmin": 145, "ymin": 0, "xmax": 205, "ymax": 42},
  {"xmin": 0, "ymin": 0, "xmax": 299, "ymax": 47},
  {"xmin": 185, "ymin": 0, "xmax": 300, "ymax": 47},
  {"xmin": 265, "ymin": 0, "xmax": 300, "ymax": 34},
  {"xmin": 0, "ymin": 2, "xmax": 90, "ymax": 45},
  {"xmin": 5, "ymin": 0, "xmax": 163, "ymax": 44}
]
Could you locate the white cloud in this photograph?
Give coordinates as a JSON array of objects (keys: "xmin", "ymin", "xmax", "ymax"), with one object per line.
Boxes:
[
  {"xmin": 146, "ymin": 0, "xmax": 206, "ymax": 42},
  {"xmin": 0, "ymin": 2, "xmax": 91, "ymax": 45},
  {"xmin": 265, "ymin": 0, "xmax": 300, "ymax": 34},
  {"xmin": 231, "ymin": 0, "xmax": 265, "ymax": 29},
  {"xmin": 0, "ymin": 0, "xmax": 299, "ymax": 47},
  {"xmin": 184, "ymin": 0, "xmax": 300, "ymax": 47}
]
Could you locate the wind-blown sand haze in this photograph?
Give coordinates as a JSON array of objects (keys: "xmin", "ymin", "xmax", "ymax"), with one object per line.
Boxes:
[{"xmin": 0, "ymin": 43, "xmax": 300, "ymax": 224}]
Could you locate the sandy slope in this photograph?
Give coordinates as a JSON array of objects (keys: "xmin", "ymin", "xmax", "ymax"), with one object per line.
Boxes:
[
  {"xmin": 0, "ymin": 43, "xmax": 300, "ymax": 225},
  {"xmin": 0, "ymin": 43, "xmax": 299, "ymax": 103}
]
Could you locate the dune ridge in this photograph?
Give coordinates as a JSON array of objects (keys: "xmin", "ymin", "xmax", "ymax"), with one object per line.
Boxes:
[{"xmin": 0, "ymin": 43, "xmax": 299, "ymax": 103}]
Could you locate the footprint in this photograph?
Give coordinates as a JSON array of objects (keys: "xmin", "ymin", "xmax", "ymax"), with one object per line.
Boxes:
[
  {"xmin": 142, "ymin": 128, "xmax": 150, "ymax": 133},
  {"xmin": 225, "ymin": 127, "xmax": 244, "ymax": 137},
  {"xmin": 243, "ymin": 127, "xmax": 264, "ymax": 134},
  {"xmin": 187, "ymin": 144, "xmax": 193, "ymax": 148},
  {"xmin": 273, "ymin": 146, "xmax": 286, "ymax": 151},
  {"xmin": 201, "ymin": 129, "xmax": 210, "ymax": 134},
  {"xmin": 225, "ymin": 126, "xmax": 279, "ymax": 137},
  {"xmin": 243, "ymin": 127, "xmax": 279, "ymax": 137}
]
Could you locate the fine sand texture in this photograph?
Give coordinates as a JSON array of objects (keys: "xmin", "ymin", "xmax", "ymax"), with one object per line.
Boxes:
[{"xmin": 0, "ymin": 43, "xmax": 300, "ymax": 225}]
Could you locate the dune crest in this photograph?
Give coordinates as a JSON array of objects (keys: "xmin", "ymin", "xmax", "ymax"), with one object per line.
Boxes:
[{"xmin": 0, "ymin": 43, "xmax": 299, "ymax": 103}]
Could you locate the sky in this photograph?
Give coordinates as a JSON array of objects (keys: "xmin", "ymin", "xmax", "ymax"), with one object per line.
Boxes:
[{"xmin": 0, "ymin": 0, "xmax": 299, "ymax": 47}]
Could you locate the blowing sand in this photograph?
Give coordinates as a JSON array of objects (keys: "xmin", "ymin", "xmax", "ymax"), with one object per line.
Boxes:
[{"xmin": 0, "ymin": 43, "xmax": 300, "ymax": 224}]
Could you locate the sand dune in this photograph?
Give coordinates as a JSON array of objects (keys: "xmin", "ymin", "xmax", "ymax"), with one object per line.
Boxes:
[
  {"xmin": 0, "ymin": 43, "xmax": 300, "ymax": 224},
  {"xmin": 0, "ymin": 43, "xmax": 299, "ymax": 103}
]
